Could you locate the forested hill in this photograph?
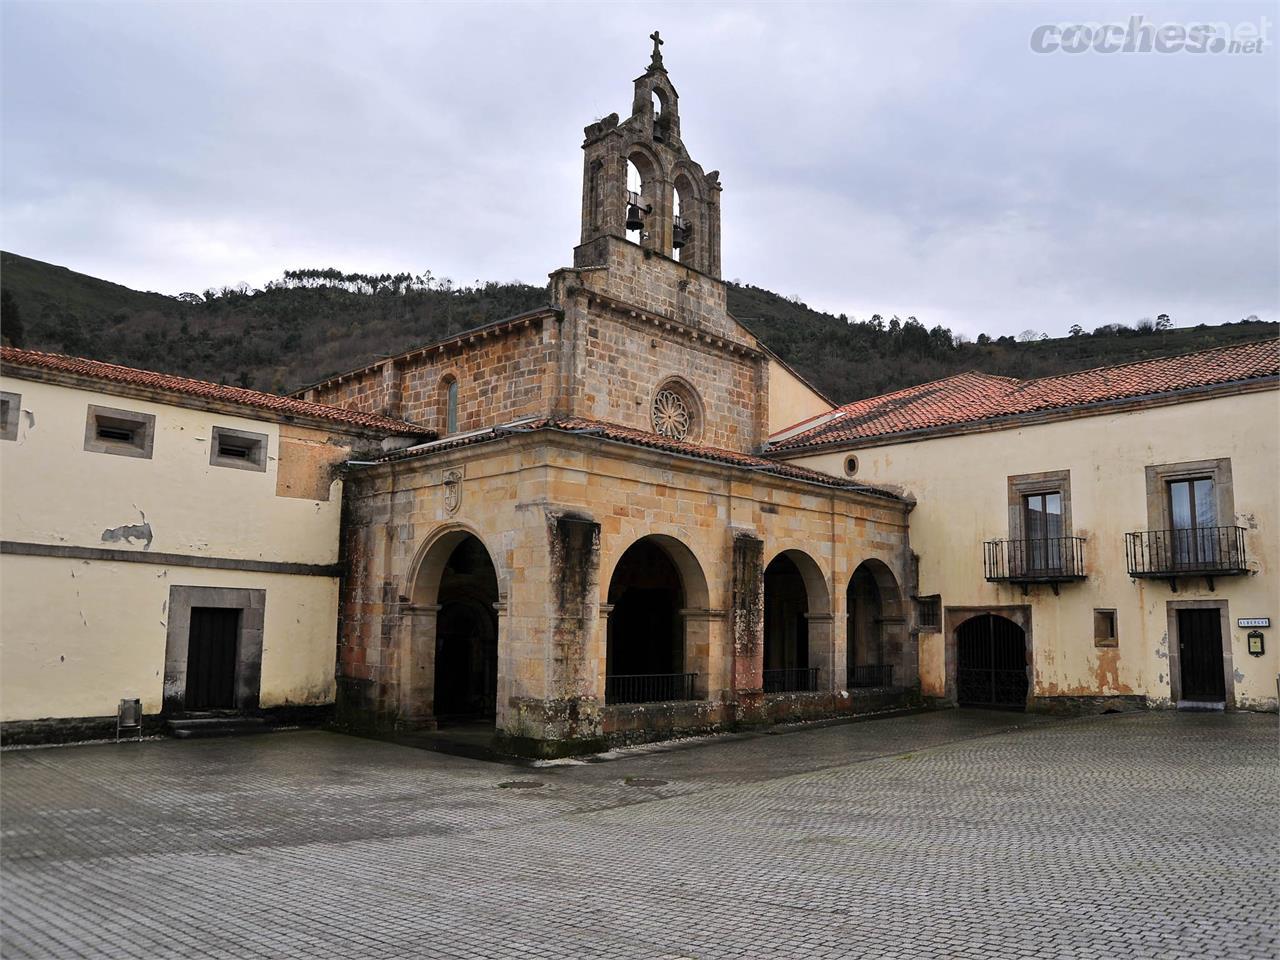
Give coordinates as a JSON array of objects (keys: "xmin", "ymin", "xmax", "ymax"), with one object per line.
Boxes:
[{"xmin": 1, "ymin": 251, "xmax": 1274, "ymax": 404}]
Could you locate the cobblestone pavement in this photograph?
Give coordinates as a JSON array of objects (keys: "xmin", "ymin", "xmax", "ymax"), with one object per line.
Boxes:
[{"xmin": 1, "ymin": 710, "xmax": 1275, "ymax": 959}]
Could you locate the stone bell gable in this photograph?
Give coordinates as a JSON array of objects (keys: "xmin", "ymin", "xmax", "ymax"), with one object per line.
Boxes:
[
  {"xmin": 576, "ymin": 31, "xmax": 722, "ymax": 279},
  {"xmin": 546, "ymin": 32, "xmax": 768, "ymax": 451},
  {"xmin": 303, "ymin": 34, "xmax": 775, "ymax": 454}
]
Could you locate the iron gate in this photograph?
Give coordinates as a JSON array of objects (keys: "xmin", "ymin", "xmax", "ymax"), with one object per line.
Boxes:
[{"xmin": 956, "ymin": 614, "xmax": 1028, "ymax": 709}]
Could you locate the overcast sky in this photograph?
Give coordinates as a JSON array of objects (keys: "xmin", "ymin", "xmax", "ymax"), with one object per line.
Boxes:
[{"xmin": 2, "ymin": 1, "xmax": 1276, "ymax": 339}]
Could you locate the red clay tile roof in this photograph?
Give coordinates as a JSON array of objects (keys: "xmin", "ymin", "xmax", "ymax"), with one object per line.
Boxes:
[
  {"xmin": 371, "ymin": 415, "xmax": 903, "ymax": 498},
  {"xmin": 1, "ymin": 346, "xmax": 432, "ymax": 436},
  {"xmin": 771, "ymin": 338, "xmax": 1280, "ymax": 451}
]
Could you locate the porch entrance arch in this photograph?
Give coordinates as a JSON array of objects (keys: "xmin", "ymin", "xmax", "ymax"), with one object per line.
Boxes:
[
  {"xmin": 763, "ymin": 550, "xmax": 830, "ymax": 692},
  {"xmin": 846, "ymin": 559, "xmax": 907, "ymax": 689},
  {"xmin": 604, "ymin": 535, "xmax": 709, "ymax": 704},
  {"xmin": 408, "ymin": 528, "xmax": 500, "ymax": 727}
]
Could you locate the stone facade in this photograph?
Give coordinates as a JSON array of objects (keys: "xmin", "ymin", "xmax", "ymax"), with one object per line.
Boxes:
[{"xmin": 336, "ymin": 430, "xmax": 914, "ymax": 755}]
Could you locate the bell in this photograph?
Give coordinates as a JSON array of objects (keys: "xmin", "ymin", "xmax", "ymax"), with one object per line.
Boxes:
[
  {"xmin": 672, "ymin": 219, "xmax": 692, "ymax": 250},
  {"xmin": 626, "ymin": 204, "xmax": 645, "ymax": 231}
]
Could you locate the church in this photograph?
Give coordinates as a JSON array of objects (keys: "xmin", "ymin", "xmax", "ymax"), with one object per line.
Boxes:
[{"xmin": 301, "ymin": 35, "xmax": 919, "ymax": 756}]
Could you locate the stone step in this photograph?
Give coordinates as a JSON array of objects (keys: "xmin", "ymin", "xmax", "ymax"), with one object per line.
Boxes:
[{"xmin": 167, "ymin": 716, "xmax": 269, "ymax": 739}]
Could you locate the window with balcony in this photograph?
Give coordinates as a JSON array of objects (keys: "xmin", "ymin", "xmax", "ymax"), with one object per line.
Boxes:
[
  {"xmin": 984, "ymin": 470, "xmax": 1086, "ymax": 592},
  {"xmin": 1128, "ymin": 459, "xmax": 1245, "ymax": 589}
]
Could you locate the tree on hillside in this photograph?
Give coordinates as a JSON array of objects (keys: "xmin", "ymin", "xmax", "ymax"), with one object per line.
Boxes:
[
  {"xmin": 1017, "ymin": 329, "xmax": 1042, "ymax": 342},
  {"xmin": 1069, "ymin": 324, "xmax": 1084, "ymax": 337},
  {"xmin": 0, "ymin": 289, "xmax": 24, "ymax": 347},
  {"xmin": 1156, "ymin": 313, "xmax": 1172, "ymax": 331}
]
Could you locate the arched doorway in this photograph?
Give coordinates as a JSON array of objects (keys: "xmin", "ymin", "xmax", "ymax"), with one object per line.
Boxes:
[
  {"xmin": 410, "ymin": 531, "xmax": 500, "ymax": 727},
  {"xmin": 846, "ymin": 559, "xmax": 907, "ymax": 689},
  {"xmin": 605, "ymin": 536, "xmax": 706, "ymax": 703},
  {"xmin": 763, "ymin": 551, "xmax": 828, "ymax": 692},
  {"xmin": 955, "ymin": 614, "xmax": 1029, "ymax": 709}
]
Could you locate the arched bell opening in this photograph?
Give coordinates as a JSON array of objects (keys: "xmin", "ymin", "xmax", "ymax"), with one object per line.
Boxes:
[
  {"xmin": 624, "ymin": 148, "xmax": 663, "ymax": 251},
  {"xmin": 604, "ymin": 535, "xmax": 709, "ymax": 704},
  {"xmin": 846, "ymin": 559, "xmax": 907, "ymax": 690},
  {"xmin": 672, "ymin": 173, "xmax": 699, "ymax": 267},
  {"xmin": 763, "ymin": 551, "xmax": 830, "ymax": 693}
]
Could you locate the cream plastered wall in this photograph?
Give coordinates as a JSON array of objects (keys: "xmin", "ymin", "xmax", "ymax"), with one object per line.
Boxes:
[
  {"xmin": 766, "ymin": 359, "xmax": 832, "ymax": 436},
  {"xmin": 0, "ymin": 556, "xmax": 338, "ymax": 720},
  {"xmin": 0, "ymin": 376, "xmax": 342, "ymax": 564},
  {"xmin": 0, "ymin": 375, "xmax": 351, "ymax": 721},
  {"xmin": 787, "ymin": 388, "xmax": 1280, "ymax": 710}
]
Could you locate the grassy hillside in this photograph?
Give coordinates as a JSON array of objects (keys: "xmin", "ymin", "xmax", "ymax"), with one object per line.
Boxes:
[{"xmin": 1, "ymin": 250, "xmax": 1274, "ymax": 403}]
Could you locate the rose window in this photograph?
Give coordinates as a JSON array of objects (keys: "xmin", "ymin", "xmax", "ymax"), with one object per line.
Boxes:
[{"xmin": 652, "ymin": 389, "xmax": 691, "ymax": 440}]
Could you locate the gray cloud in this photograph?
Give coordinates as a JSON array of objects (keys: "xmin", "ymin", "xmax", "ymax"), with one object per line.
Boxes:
[{"xmin": 2, "ymin": 0, "xmax": 1275, "ymax": 338}]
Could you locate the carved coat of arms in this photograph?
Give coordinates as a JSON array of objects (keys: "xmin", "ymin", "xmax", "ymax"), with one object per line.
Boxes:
[{"xmin": 442, "ymin": 468, "xmax": 463, "ymax": 514}]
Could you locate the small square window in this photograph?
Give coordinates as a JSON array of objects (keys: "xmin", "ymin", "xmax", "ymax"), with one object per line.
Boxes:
[
  {"xmin": 210, "ymin": 425, "xmax": 268, "ymax": 472},
  {"xmin": 915, "ymin": 595, "xmax": 941, "ymax": 632},
  {"xmin": 0, "ymin": 391, "xmax": 20, "ymax": 442},
  {"xmin": 1094, "ymin": 609, "xmax": 1118, "ymax": 647},
  {"xmin": 84, "ymin": 404, "xmax": 155, "ymax": 459}
]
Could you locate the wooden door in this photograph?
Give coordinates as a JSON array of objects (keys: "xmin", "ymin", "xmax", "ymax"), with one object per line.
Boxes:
[
  {"xmin": 1177, "ymin": 609, "xmax": 1225, "ymax": 702},
  {"xmin": 185, "ymin": 607, "xmax": 240, "ymax": 710}
]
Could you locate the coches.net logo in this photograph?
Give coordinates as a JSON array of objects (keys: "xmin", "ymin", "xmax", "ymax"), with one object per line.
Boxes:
[{"xmin": 1030, "ymin": 15, "xmax": 1271, "ymax": 54}]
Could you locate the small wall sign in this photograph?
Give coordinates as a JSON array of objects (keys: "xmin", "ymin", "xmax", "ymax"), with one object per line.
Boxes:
[
  {"xmin": 1237, "ymin": 617, "xmax": 1270, "ymax": 628},
  {"xmin": 1246, "ymin": 631, "xmax": 1265, "ymax": 657}
]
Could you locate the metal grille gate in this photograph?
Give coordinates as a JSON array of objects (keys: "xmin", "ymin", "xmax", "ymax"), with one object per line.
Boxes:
[{"xmin": 956, "ymin": 614, "xmax": 1028, "ymax": 709}]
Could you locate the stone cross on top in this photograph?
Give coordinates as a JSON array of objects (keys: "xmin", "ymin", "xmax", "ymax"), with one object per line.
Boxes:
[{"xmin": 649, "ymin": 30, "xmax": 664, "ymax": 70}]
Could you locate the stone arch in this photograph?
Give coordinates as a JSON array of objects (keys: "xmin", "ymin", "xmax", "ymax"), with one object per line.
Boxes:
[
  {"xmin": 846, "ymin": 558, "xmax": 910, "ymax": 689},
  {"xmin": 762, "ymin": 548, "xmax": 831, "ymax": 692},
  {"xmin": 602, "ymin": 534, "xmax": 711, "ymax": 703},
  {"xmin": 400, "ymin": 523, "xmax": 506, "ymax": 728}
]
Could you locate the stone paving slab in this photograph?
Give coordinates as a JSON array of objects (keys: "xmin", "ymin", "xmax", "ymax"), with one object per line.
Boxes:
[{"xmin": 1, "ymin": 710, "xmax": 1275, "ymax": 959}]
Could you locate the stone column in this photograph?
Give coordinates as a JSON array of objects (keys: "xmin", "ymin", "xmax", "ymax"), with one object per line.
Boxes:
[
  {"xmin": 805, "ymin": 613, "xmax": 837, "ymax": 692},
  {"xmin": 398, "ymin": 603, "xmax": 439, "ymax": 729},
  {"xmin": 679, "ymin": 607, "xmax": 725, "ymax": 700},
  {"xmin": 881, "ymin": 615, "xmax": 913, "ymax": 688},
  {"xmin": 730, "ymin": 531, "xmax": 765, "ymax": 725}
]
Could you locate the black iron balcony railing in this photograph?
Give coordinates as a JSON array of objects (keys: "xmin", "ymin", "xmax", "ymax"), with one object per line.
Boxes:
[
  {"xmin": 1125, "ymin": 526, "xmax": 1247, "ymax": 590},
  {"xmin": 984, "ymin": 537, "xmax": 1087, "ymax": 593},
  {"xmin": 848, "ymin": 664, "xmax": 895, "ymax": 688},
  {"xmin": 606, "ymin": 672, "xmax": 697, "ymax": 705},
  {"xmin": 763, "ymin": 667, "xmax": 820, "ymax": 693}
]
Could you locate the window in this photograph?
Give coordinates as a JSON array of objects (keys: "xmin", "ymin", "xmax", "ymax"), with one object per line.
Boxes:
[
  {"xmin": 844, "ymin": 455, "xmax": 859, "ymax": 477},
  {"xmin": 0, "ymin": 391, "xmax": 19, "ymax": 441},
  {"xmin": 84, "ymin": 404, "xmax": 155, "ymax": 459},
  {"xmin": 1094, "ymin": 609, "xmax": 1118, "ymax": 647},
  {"xmin": 210, "ymin": 426, "xmax": 268, "ymax": 472},
  {"xmin": 651, "ymin": 378, "xmax": 702, "ymax": 442},
  {"xmin": 1168, "ymin": 476, "xmax": 1218, "ymax": 567},
  {"xmin": 446, "ymin": 380, "xmax": 459, "ymax": 433},
  {"xmin": 1023, "ymin": 491, "xmax": 1064, "ymax": 572},
  {"xmin": 915, "ymin": 595, "xmax": 941, "ymax": 632}
]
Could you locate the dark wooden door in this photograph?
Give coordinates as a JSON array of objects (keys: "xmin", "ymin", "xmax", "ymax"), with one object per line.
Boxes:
[
  {"xmin": 1178, "ymin": 609, "xmax": 1225, "ymax": 702},
  {"xmin": 185, "ymin": 607, "xmax": 240, "ymax": 710},
  {"xmin": 956, "ymin": 614, "xmax": 1028, "ymax": 709}
]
